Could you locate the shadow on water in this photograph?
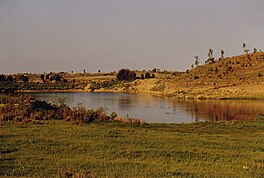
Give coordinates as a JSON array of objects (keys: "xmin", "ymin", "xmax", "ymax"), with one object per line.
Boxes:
[{"xmin": 24, "ymin": 92, "xmax": 264, "ymax": 123}]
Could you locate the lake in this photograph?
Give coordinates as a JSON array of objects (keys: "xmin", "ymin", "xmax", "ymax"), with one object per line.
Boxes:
[{"xmin": 25, "ymin": 92, "xmax": 264, "ymax": 123}]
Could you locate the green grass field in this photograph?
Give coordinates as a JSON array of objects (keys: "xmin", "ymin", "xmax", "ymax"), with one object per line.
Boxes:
[{"xmin": 1, "ymin": 120, "xmax": 264, "ymax": 177}]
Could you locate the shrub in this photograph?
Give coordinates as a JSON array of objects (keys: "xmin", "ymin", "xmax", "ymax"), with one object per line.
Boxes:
[
  {"xmin": 89, "ymin": 80, "xmax": 118, "ymax": 91},
  {"xmin": 18, "ymin": 75, "xmax": 29, "ymax": 83},
  {"xmin": 145, "ymin": 72, "xmax": 151, "ymax": 79},
  {"xmin": 110, "ymin": 112, "xmax": 117, "ymax": 119},
  {"xmin": 151, "ymin": 84, "xmax": 165, "ymax": 92},
  {"xmin": 194, "ymin": 76, "xmax": 199, "ymax": 80},
  {"xmin": 6, "ymin": 75, "xmax": 14, "ymax": 82},
  {"xmin": 141, "ymin": 74, "xmax": 144, "ymax": 79},
  {"xmin": 50, "ymin": 74, "xmax": 62, "ymax": 82},
  {"xmin": 30, "ymin": 100, "xmax": 57, "ymax": 111},
  {"xmin": 40, "ymin": 74, "xmax": 45, "ymax": 81},
  {"xmin": 143, "ymin": 72, "xmax": 155, "ymax": 79}
]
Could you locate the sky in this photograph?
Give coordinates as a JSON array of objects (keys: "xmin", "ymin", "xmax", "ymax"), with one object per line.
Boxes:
[{"xmin": 1, "ymin": 0, "xmax": 264, "ymax": 74}]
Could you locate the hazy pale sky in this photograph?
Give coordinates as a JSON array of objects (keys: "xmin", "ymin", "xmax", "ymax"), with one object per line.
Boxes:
[{"xmin": 1, "ymin": 0, "xmax": 264, "ymax": 73}]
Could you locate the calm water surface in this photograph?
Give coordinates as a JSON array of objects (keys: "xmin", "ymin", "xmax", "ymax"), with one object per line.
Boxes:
[{"xmin": 25, "ymin": 92, "xmax": 264, "ymax": 123}]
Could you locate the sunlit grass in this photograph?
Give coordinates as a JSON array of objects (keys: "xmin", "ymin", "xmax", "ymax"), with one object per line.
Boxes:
[{"xmin": 1, "ymin": 120, "xmax": 264, "ymax": 177}]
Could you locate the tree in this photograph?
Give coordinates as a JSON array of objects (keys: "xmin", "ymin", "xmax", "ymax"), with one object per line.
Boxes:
[
  {"xmin": 116, "ymin": 69, "xmax": 136, "ymax": 81},
  {"xmin": 51, "ymin": 74, "xmax": 62, "ymax": 82},
  {"xmin": 40, "ymin": 74, "xmax": 45, "ymax": 82},
  {"xmin": 221, "ymin": 50, "xmax": 224, "ymax": 59},
  {"xmin": 205, "ymin": 48, "xmax": 215, "ymax": 64},
  {"xmin": 209, "ymin": 48, "xmax": 214, "ymax": 58},
  {"xmin": 253, "ymin": 48, "xmax": 257, "ymax": 53},
  {"xmin": 194, "ymin": 56, "xmax": 199, "ymax": 67},
  {"xmin": 243, "ymin": 43, "xmax": 249, "ymax": 54},
  {"xmin": 243, "ymin": 43, "xmax": 246, "ymax": 50},
  {"xmin": 83, "ymin": 69, "xmax": 86, "ymax": 74},
  {"xmin": 46, "ymin": 74, "xmax": 50, "ymax": 81}
]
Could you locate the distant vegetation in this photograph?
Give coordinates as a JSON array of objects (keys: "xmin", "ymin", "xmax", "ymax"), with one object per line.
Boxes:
[
  {"xmin": 0, "ymin": 68, "xmax": 157, "ymax": 93},
  {"xmin": 0, "ymin": 72, "xmax": 77, "ymax": 93}
]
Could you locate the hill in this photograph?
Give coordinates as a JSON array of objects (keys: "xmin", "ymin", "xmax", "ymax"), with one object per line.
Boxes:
[{"xmin": 93, "ymin": 52, "xmax": 264, "ymax": 99}]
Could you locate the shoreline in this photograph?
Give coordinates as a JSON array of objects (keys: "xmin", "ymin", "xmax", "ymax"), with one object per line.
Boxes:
[{"xmin": 14, "ymin": 88, "xmax": 264, "ymax": 100}]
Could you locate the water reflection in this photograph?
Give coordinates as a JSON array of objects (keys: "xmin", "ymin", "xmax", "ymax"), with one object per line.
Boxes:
[
  {"xmin": 170, "ymin": 99, "xmax": 264, "ymax": 122},
  {"xmin": 118, "ymin": 95, "xmax": 135, "ymax": 109},
  {"xmin": 24, "ymin": 92, "xmax": 264, "ymax": 123}
]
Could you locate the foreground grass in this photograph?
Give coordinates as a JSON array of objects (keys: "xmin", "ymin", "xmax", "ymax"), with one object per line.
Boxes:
[{"xmin": 1, "ymin": 120, "xmax": 264, "ymax": 177}]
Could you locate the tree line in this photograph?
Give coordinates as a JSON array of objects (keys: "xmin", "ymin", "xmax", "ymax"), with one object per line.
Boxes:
[{"xmin": 192, "ymin": 43, "xmax": 263, "ymax": 69}]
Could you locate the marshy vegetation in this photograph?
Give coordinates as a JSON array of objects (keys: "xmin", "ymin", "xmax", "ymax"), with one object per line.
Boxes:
[{"xmin": 0, "ymin": 94, "xmax": 145, "ymax": 125}]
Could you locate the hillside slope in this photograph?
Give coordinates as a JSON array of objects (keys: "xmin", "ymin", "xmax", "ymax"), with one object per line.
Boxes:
[{"xmin": 95, "ymin": 52, "xmax": 264, "ymax": 99}]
